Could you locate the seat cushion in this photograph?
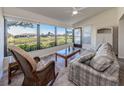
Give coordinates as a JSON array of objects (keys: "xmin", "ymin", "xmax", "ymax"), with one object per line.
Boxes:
[
  {"xmin": 90, "ymin": 56, "xmax": 113, "ymax": 72},
  {"xmin": 36, "ymin": 59, "xmax": 48, "ymax": 71}
]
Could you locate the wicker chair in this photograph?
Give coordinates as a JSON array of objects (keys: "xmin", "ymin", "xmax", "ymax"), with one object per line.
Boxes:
[{"xmin": 9, "ymin": 46, "xmax": 58, "ymax": 86}]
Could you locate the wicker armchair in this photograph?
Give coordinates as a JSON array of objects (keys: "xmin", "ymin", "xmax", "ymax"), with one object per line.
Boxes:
[{"xmin": 9, "ymin": 46, "xmax": 58, "ymax": 86}]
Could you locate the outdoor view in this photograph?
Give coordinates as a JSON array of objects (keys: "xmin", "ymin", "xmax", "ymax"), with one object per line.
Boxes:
[
  {"xmin": 6, "ymin": 18, "xmax": 73, "ymax": 55},
  {"xmin": 7, "ymin": 19, "xmax": 37, "ymax": 55},
  {"xmin": 57, "ymin": 27, "xmax": 66, "ymax": 45},
  {"xmin": 74, "ymin": 29, "xmax": 81, "ymax": 44},
  {"xmin": 40, "ymin": 24, "xmax": 55, "ymax": 48},
  {"xmin": 67, "ymin": 29, "xmax": 73, "ymax": 43}
]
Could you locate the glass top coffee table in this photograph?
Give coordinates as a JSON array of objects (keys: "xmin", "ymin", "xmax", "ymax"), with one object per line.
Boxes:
[{"xmin": 55, "ymin": 47, "xmax": 81, "ymax": 67}]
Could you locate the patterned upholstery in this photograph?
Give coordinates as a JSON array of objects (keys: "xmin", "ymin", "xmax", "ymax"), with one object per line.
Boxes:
[
  {"xmin": 79, "ymin": 52, "xmax": 95, "ymax": 64},
  {"xmin": 90, "ymin": 56, "xmax": 113, "ymax": 72},
  {"xmin": 68, "ymin": 43, "xmax": 119, "ymax": 86}
]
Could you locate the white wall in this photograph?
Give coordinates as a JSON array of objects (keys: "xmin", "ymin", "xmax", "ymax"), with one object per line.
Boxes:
[
  {"xmin": 0, "ymin": 8, "xmax": 4, "ymax": 79},
  {"xmin": 112, "ymin": 7, "xmax": 124, "ymax": 58},
  {"xmin": 118, "ymin": 7, "xmax": 124, "ymax": 59},
  {"xmin": 118, "ymin": 7, "xmax": 124, "ymax": 20},
  {"xmin": 73, "ymin": 8, "xmax": 119, "ymax": 49},
  {"xmin": 119, "ymin": 15, "xmax": 124, "ymax": 58}
]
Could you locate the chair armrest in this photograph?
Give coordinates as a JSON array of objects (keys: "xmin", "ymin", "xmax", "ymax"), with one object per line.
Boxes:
[
  {"xmin": 32, "ymin": 60, "xmax": 57, "ymax": 85},
  {"xmin": 33, "ymin": 56, "xmax": 40, "ymax": 63},
  {"xmin": 35, "ymin": 60, "xmax": 56, "ymax": 84}
]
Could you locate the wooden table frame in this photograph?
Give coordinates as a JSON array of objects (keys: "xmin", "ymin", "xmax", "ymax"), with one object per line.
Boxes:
[{"xmin": 55, "ymin": 49, "xmax": 80, "ymax": 67}]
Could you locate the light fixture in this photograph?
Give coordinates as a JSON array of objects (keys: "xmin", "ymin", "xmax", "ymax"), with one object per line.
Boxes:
[
  {"xmin": 73, "ymin": 10, "xmax": 78, "ymax": 15},
  {"xmin": 72, "ymin": 7, "xmax": 78, "ymax": 16}
]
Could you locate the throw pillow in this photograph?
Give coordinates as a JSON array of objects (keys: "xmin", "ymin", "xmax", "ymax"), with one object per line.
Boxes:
[
  {"xmin": 36, "ymin": 61, "xmax": 45, "ymax": 71},
  {"xmin": 78, "ymin": 52, "xmax": 95, "ymax": 64},
  {"xmin": 95, "ymin": 43, "xmax": 102, "ymax": 51},
  {"xmin": 90, "ymin": 56, "xmax": 113, "ymax": 72}
]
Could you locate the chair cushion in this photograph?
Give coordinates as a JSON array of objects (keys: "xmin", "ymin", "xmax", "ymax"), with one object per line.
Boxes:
[
  {"xmin": 78, "ymin": 52, "xmax": 95, "ymax": 65},
  {"xmin": 84, "ymin": 60, "xmax": 91, "ymax": 65},
  {"xmin": 90, "ymin": 56, "xmax": 113, "ymax": 72},
  {"xmin": 36, "ymin": 61, "xmax": 45, "ymax": 71}
]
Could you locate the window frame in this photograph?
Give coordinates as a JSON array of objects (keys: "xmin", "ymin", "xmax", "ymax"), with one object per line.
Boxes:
[{"xmin": 4, "ymin": 18, "xmax": 8, "ymax": 56}]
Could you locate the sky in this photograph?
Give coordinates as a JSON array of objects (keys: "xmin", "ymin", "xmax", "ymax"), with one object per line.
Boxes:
[
  {"xmin": 8, "ymin": 24, "xmax": 67, "ymax": 36},
  {"xmin": 40, "ymin": 24, "xmax": 66, "ymax": 35},
  {"xmin": 8, "ymin": 26, "xmax": 37, "ymax": 36},
  {"xmin": 8, "ymin": 23, "xmax": 90, "ymax": 37}
]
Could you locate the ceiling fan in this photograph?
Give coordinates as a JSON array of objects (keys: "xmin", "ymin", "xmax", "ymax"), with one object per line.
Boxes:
[{"xmin": 71, "ymin": 7, "xmax": 86, "ymax": 16}]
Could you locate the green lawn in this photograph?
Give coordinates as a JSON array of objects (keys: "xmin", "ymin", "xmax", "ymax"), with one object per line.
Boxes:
[
  {"xmin": 8, "ymin": 36, "xmax": 72, "ymax": 52},
  {"xmin": 40, "ymin": 36, "xmax": 55, "ymax": 48}
]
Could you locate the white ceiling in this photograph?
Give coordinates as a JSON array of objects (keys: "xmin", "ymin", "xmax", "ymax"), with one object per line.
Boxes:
[{"xmin": 19, "ymin": 7, "xmax": 112, "ymax": 25}]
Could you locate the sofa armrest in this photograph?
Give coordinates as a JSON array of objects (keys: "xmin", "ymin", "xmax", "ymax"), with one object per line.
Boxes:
[{"xmin": 69, "ymin": 59, "xmax": 119, "ymax": 85}]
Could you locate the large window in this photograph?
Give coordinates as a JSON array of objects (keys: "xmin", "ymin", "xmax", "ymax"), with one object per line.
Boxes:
[
  {"xmin": 5, "ymin": 17, "xmax": 74, "ymax": 56},
  {"xmin": 40, "ymin": 24, "xmax": 55, "ymax": 48},
  {"xmin": 57, "ymin": 27, "xmax": 66, "ymax": 45},
  {"xmin": 66, "ymin": 28, "xmax": 73, "ymax": 43},
  {"xmin": 6, "ymin": 19, "xmax": 37, "ymax": 55}
]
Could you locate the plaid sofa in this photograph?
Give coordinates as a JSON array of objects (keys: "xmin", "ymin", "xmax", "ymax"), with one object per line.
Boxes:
[{"xmin": 68, "ymin": 44, "xmax": 120, "ymax": 86}]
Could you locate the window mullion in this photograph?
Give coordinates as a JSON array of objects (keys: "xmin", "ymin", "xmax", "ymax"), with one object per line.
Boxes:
[
  {"xmin": 37, "ymin": 24, "xmax": 40, "ymax": 49},
  {"xmin": 55, "ymin": 26, "xmax": 57, "ymax": 46},
  {"xmin": 65, "ymin": 28, "xmax": 67, "ymax": 44},
  {"xmin": 4, "ymin": 18, "xmax": 8, "ymax": 57},
  {"xmin": 72, "ymin": 29, "xmax": 74, "ymax": 43}
]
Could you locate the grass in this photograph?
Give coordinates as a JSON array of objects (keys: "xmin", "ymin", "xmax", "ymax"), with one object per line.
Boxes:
[{"xmin": 8, "ymin": 36, "xmax": 73, "ymax": 52}]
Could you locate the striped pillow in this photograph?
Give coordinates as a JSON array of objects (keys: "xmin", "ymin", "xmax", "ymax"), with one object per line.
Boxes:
[
  {"xmin": 90, "ymin": 56, "xmax": 113, "ymax": 72},
  {"xmin": 78, "ymin": 52, "xmax": 95, "ymax": 65}
]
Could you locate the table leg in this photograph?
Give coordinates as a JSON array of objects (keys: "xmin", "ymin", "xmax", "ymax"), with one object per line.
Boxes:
[
  {"xmin": 79, "ymin": 50, "xmax": 81, "ymax": 54},
  {"xmin": 65, "ymin": 58, "xmax": 67, "ymax": 67},
  {"xmin": 55, "ymin": 53, "xmax": 57, "ymax": 61},
  {"xmin": 8, "ymin": 67, "xmax": 11, "ymax": 84}
]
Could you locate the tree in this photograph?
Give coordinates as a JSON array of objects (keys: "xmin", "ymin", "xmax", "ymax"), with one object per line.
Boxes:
[{"xmin": 6, "ymin": 20, "xmax": 34, "ymax": 29}]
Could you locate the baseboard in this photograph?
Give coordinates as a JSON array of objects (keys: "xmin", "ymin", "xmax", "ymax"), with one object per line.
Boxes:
[{"xmin": 118, "ymin": 58, "xmax": 124, "ymax": 62}]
